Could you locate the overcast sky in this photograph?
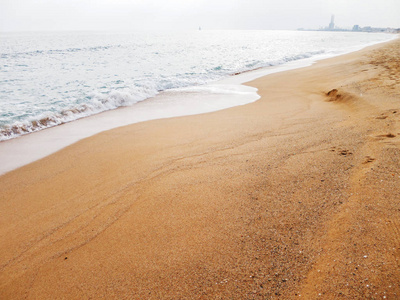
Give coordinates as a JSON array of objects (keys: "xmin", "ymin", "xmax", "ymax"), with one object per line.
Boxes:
[{"xmin": 1, "ymin": 0, "xmax": 399, "ymax": 32}]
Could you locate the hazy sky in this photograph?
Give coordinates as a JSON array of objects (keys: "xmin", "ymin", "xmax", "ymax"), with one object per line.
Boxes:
[{"xmin": 1, "ymin": 0, "xmax": 399, "ymax": 32}]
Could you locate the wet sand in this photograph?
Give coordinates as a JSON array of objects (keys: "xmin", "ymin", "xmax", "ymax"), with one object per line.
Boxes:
[{"xmin": 1, "ymin": 38, "xmax": 399, "ymax": 299}]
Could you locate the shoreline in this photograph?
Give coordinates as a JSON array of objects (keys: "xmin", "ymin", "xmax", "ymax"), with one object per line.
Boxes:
[
  {"xmin": 0, "ymin": 35, "xmax": 396, "ymax": 176},
  {"xmin": 1, "ymin": 38, "xmax": 400, "ymax": 298}
]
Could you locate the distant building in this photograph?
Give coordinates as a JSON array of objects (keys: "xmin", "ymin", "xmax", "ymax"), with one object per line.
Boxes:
[
  {"xmin": 351, "ymin": 25, "xmax": 396, "ymax": 33},
  {"xmin": 298, "ymin": 15, "xmax": 398, "ymax": 33},
  {"xmin": 329, "ymin": 15, "xmax": 335, "ymax": 30}
]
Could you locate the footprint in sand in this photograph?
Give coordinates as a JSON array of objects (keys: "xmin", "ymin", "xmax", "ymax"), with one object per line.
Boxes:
[
  {"xmin": 376, "ymin": 133, "xmax": 396, "ymax": 138},
  {"xmin": 338, "ymin": 149, "xmax": 353, "ymax": 156},
  {"xmin": 326, "ymin": 89, "xmax": 344, "ymax": 102},
  {"xmin": 376, "ymin": 109, "xmax": 398, "ymax": 120},
  {"xmin": 363, "ymin": 156, "xmax": 375, "ymax": 164},
  {"xmin": 329, "ymin": 147, "xmax": 353, "ymax": 156}
]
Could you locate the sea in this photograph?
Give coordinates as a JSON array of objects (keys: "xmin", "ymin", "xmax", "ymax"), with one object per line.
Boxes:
[{"xmin": 0, "ymin": 30, "xmax": 395, "ymax": 174}]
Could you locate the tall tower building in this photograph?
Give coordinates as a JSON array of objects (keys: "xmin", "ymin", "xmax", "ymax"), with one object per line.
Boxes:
[{"xmin": 329, "ymin": 15, "xmax": 335, "ymax": 30}]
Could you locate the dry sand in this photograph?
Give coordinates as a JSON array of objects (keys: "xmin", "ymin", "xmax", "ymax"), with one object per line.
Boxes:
[{"xmin": 0, "ymin": 38, "xmax": 399, "ymax": 299}]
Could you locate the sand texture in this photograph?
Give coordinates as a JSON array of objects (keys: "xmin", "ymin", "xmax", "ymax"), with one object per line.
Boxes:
[{"xmin": 1, "ymin": 38, "xmax": 400, "ymax": 299}]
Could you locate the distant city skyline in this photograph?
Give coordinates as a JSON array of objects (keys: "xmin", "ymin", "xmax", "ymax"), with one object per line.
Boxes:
[
  {"xmin": 1, "ymin": 0, "xmax": 399, "ymax": 32},
  {"xmin": 299, "ymin": 14, "xmax": 399, "ymax": 33}
]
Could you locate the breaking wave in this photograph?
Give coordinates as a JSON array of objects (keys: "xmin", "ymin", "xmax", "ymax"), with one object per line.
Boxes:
[{"xmin": 0, "ymin": 85, "xmax": 158, "ymax": 141}]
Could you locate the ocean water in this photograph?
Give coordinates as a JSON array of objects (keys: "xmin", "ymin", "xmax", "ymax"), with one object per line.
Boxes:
[{"xmin": 0, "ymin": 30, "xmax": 394, "ymax": 141}]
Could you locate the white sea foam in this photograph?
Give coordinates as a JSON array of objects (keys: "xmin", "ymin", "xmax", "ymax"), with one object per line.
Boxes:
[
  {"xmin": 0, "ymin": 82, "xmax": 260, "ymax": 174},
  {"xmin": 0, "ymin": 85, "xmax": 160, "ymax": 140}
]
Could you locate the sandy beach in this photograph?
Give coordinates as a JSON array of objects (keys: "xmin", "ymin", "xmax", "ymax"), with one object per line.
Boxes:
[{"xmin": 1, "ymin": 38, "xmax": 399, "ymax": 299}]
